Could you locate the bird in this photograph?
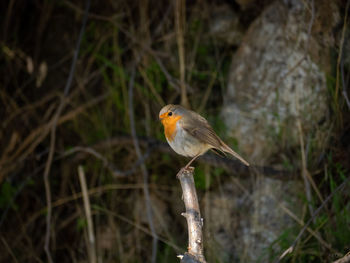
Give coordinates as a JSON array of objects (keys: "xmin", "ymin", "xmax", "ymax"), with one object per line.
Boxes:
[{"xmin": 159, "ymin": 104, "xmax": 249, "ymax": 170}]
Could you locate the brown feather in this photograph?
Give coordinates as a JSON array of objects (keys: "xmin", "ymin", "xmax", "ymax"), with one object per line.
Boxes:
[
  {"xmin": 218, "ymin": 140, "xmax": 250, "ymax": 166},
  {"xmin": 180, "ymin": 108, "xmax": 249, "ymax": 166}
]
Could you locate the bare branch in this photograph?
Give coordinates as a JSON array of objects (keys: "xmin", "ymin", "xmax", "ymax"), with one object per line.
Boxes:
[{"xmin": 177, "ymin": 167, "xmax": 207, "ymax": 263}]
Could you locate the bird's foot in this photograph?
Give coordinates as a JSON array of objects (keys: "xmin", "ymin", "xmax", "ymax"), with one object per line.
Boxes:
[{"xmin": 176, "ymin": 166, "xmax": 194, "ymax": 178}]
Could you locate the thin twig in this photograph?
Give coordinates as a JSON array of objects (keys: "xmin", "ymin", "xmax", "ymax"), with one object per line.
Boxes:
[
  {"xmin": 78, "ymin": 166, "xmax": 97, "ymax": 263},
  {"xmin": 1, "ymin": 237, "xmax": 19, "ymax": 263},
  {"xmin": 297, "ymin": 119, "xmax": 314, "ymax": 218},
  {"xmin": 175, "ymin": 0, "xmax": 189, "ymax": 108},
  {"xmin": 340, "ymin": 0, "xmax": 350, "ymax": 110},
  {"xmin": 335, "ymin": 0, "xmax": 350, "ymax": 101},
  {"xmin": 341, "ymin": 56, "xmax": 350, "ymax": 110},
  {"xmin": 128, "ymin": 65, "xmax": 158, "ymax": 263},
  {"xmin": 43, "ymin": 0, "xmax": 90, "ymax": 261}
]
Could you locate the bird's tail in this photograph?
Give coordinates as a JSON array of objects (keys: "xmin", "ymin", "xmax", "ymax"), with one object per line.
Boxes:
[{"xmin": 220, "ymin": 142, "xmax": 250, "ymax": 166}]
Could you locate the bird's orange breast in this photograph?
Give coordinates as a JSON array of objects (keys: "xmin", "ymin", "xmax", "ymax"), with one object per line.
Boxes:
[{"xmin": 160, "ymin": 114, "xmax": 182, "ymax": 142}]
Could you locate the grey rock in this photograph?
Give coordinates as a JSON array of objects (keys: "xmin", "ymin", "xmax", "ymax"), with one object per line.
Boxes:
[{"xmin": 222, "ymin": 0, "xmax": 339, "ymax": 164}]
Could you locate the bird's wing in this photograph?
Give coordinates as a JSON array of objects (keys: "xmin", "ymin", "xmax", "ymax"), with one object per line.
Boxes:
[
  {"xmin": 181, "ymin": 111, "xmax": 223, "ymax": 149},
  {"xmin": 181, "ymin": 110, "xmax": 250, "ymax": 166}
]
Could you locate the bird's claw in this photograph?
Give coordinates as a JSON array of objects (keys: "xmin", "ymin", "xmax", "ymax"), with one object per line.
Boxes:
[{"xmin": 176, "ymin": 166, "xmax": 194, "ymax": 178}]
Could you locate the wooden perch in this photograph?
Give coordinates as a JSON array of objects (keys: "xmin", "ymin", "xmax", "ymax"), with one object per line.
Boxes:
[{"xmin": 177, "ymin": 167, "xmax": 207, "ymax": 263}]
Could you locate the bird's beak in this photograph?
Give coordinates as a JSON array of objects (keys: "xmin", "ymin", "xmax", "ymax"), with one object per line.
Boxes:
[{"xmin": 159, "ymin": 112, "xmax": 167, "ymax": 120}]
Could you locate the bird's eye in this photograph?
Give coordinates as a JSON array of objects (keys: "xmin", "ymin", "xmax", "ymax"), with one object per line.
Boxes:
[{"xmin": 168, "ymin": 111, "xmax": 173, "ymax": 116}]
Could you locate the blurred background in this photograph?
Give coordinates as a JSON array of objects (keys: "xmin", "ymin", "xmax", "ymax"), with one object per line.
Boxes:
[{"xmin": 0, "ymin": 0, "xmax": 350, "ymax": 262}]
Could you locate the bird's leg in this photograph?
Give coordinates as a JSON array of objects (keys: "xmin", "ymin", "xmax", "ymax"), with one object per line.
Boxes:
[
  {"xmin": 176, "ymin": 155, "xmax": 199, "ymax": 178},
  {"xmin": 184, "ymin": 154, "xmax": 200, "ymax": 170}
]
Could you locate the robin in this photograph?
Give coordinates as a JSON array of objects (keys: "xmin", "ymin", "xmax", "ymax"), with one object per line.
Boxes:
[{"xmin": 159, "ymin": 104, "xmax": 249, "ymax": 169}]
